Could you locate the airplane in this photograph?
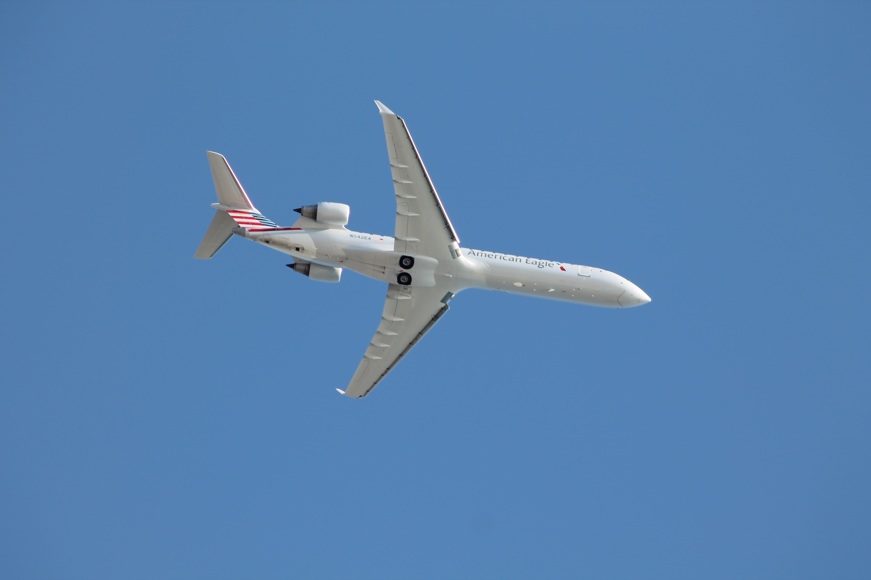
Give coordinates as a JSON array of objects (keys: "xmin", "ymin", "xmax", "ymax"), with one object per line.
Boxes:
[{"xmin": 195, "ymin": 101, "xmax": 651, "ymax": 398}]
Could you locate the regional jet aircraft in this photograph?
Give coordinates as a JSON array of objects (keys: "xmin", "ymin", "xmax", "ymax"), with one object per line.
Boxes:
[{"xmin": 195, "ymin": 101, "xmax": 651, "ymax": 398}]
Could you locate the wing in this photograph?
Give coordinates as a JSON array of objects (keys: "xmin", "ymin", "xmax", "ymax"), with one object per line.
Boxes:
[
  {"xmin": 375, "ymin": 101, "xmax": 462, "ymax": 263},
  {"xmin": 341, "ymin": 285, "xmax": 455, "ymax": 398}
]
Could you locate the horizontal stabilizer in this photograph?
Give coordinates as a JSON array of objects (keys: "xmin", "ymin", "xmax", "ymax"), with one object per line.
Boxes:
[{"xmin": 195, "ymin": 210, "xmax": 236, "ymax": 259}]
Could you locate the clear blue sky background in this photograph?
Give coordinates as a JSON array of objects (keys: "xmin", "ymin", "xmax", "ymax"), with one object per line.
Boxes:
[{"xmin": 2, "ymin": 2, "xmax": 870, "ymax": 578}]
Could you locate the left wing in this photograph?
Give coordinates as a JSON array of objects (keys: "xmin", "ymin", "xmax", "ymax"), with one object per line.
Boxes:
[{"xmin": 341, "ymin": 285, "xmax": 455, "ymax": 399}]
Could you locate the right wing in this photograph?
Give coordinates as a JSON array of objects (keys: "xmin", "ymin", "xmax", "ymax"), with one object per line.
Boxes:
[
  {"xmin": 375, "ymin": 101, "xmax": 462, "ymax": 263},
  {"xmin": 341, "ymin": 285, "xmax": 455, "ymax": 399}
]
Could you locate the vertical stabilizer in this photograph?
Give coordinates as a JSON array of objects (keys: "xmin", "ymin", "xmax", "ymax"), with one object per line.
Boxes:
[
  {"xmin": 207, "ymin": 151, "xmax": 257, "ymax": 210},
  {"xmin": 195, "ymin": 151, "xmax": 278, "ymax": 259}
]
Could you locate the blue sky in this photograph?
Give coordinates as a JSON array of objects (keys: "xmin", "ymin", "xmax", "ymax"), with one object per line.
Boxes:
[{"xmin": 2, "ymin": 1, "xmax": 870, "ymax": 578}]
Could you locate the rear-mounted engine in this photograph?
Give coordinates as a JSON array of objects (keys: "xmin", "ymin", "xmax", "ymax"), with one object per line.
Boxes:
[
  {"xmin": 293, "ymin": 202, "xmax": 350, "ymax": 227},
  {"xmin": 287, "ymin": 262, "xmax": 342, "ymax": 283}
]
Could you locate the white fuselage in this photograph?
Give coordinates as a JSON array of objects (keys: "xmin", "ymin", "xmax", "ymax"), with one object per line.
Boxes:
[{"xmin": 237, "ymin": 226, "xmax": 651, "ymax": 308}]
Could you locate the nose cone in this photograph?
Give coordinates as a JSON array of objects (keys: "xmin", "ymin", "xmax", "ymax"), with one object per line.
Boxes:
[{"xmin": 617, "ymin": 282, "xmax": 652, "ymax": 308}]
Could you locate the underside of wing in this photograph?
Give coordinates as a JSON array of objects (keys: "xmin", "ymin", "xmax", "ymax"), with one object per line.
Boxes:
[
  {"xmin": 341, "ymin": 284, "xmax": 454, "ymax": 398},
  {"xmin": 375, "ymin": 101, "xmax": 462, "ymax": 264}
]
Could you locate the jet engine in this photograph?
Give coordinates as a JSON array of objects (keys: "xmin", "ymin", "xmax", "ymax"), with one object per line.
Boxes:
[
  {"xmin": 287, "ymin": 262, "xmax": 342, "ymax": 283},
  {"xmin": 293, "ymin": 202, "xmax": 350, "ymax": 227}
]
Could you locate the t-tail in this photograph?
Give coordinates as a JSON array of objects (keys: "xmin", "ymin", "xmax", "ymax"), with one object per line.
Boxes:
[{"xmin": 195, "ymin": 152, "xmax": 279, "ymax": 259}]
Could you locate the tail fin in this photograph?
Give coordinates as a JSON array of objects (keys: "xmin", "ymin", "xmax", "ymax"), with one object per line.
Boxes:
[
  {"xmin": 195, "ymin": 152, "xmax": 278, "ymax": 259},
  {"xmin": 207, "ymin": 151, "xmax": 256, "ymax": 210}
]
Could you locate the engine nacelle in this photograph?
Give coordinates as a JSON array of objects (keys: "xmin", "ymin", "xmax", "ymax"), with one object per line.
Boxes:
[
  {"xmin": 293, "ymin": 202, "xmax": 350, "ymax": 228},
  {"xmin": 287, "ymin": 262, "xmax": 342, "ymax": 283}
]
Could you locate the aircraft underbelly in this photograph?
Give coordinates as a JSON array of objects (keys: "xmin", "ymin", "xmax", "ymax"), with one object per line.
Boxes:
[{"xmin": 464, "ymin": 255, "xmax": 623, "ymax": 307}]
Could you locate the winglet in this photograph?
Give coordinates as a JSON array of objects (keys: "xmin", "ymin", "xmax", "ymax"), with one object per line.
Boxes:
[
  {"xmin": 336, "ymin": 388, "xmax": 347, "ymax": 396},
  {"xmin": 374, "ymin": 100, "xmax": 395, "ymax": 116}
]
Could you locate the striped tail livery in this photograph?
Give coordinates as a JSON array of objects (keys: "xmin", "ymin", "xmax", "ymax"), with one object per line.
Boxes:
[{"xmin": 194, "ymin": 151, "xmax": 279, "ymax": 259}]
